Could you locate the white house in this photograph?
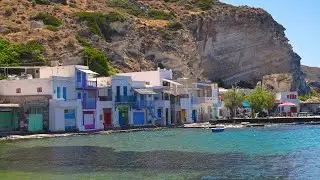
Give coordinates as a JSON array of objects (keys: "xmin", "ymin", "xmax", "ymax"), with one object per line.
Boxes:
[{"xmin": 276, "ymin": 92, "xmax": 300, "ymax": 113}]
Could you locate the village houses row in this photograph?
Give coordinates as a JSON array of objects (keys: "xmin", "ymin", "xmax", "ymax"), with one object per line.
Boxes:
[{"xmin": 0, "ymin": 65, "xmax": 225, "ymax": 132}]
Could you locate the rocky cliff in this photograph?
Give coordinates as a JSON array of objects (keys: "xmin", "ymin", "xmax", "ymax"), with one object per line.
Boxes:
[{"xmin": 0, "ymin": 0, "xmax": 311, "ymax": 94}]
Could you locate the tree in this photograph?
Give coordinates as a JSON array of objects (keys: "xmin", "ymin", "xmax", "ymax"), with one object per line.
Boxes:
[
  {"xmin": 245, "ymin": 86, "xmax": 274, "ymax": 115},
  {"xmin": 221, "ymin": 87, "xmax": 245, "ymax": 121}
]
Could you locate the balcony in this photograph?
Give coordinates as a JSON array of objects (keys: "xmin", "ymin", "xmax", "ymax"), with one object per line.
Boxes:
[
  {"xmin": 134, "ymin": 100, "xmax": 154, "ymax": 109},
  {"xmin": 192, "ymin": 97, "xmax": 214, "ymax": 104},
  {"xmin": 83, "ymin": 98, "xmax": 96, "ymax": 109},
  {"xmin": 115, "ymin": 96, "xmax": 135, "ymax": 103},
  {"xmin": 99, "ymin": 96, "xmax": 112, "ymax": 101},
  {"xmin": 76, "ymin": 80, "xmax": 97, "ymax": 89}
]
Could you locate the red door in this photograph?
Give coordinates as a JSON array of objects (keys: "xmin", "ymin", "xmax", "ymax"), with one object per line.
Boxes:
[{"xmin": 104, "ymin": 111, "xmax": 112, "ymax": 127}]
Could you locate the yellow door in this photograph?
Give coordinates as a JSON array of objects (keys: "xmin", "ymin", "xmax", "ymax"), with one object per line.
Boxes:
[{"xmin": 182, "ymin": 109, "xmax": 187, "ymax": 121}]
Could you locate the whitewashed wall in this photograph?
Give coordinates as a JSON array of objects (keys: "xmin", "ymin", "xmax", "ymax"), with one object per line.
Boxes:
[
  {"xmin": 49, "ymin": 99, "xmax": 82, "ymax": 132},
  {"xmin": 0, "ymin": 78, "xmax": 52, "ymax": 96}
]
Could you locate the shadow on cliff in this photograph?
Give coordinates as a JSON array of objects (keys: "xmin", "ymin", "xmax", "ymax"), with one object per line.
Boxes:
[{"xmin": 0, "ymin": 146, "xmax": 294, "ymax": 177}]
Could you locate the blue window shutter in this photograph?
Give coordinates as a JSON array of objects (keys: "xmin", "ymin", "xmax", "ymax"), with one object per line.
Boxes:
[
  {"xmin": 57, "ymin": 87, "xmax": 61, "ymax": 98},
  {"xmin": 63, "ymin": 87, "xmax": 67, "ymax": 100},
  {"xmin": 77, "ymin": 93, "xmax": 81, "ymax": 99},
  {"xmin": 77, "ymin": 71, "xmax": 81, "ymax": 82},
  {"xmin": 123, "ymin": 86, "xmax": 128, "ymax": 96}
]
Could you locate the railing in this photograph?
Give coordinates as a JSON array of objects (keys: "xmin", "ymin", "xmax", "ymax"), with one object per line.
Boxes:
[
  {"xmin": 99, "ymin": 96, "xmax": 112, "ymax": 101},
  {"xmin": 115, "ymin": 96, "xmax": 135, "ymax": 103},
  {"xmin": 134, "ymin": 100, "xmax": 154, "ymax": 109},
  {"xmin": 83, "ymin": 98, "xmax": 96, "ymax": 109},
  {"xmin": 87, "ymin": 80, "xmax": 97, "ymax": 88},
  {"xmin": 76, "ymin": 80, "xmax": 97, "ymax": 89},
  {"xmin": 192, "ymin": 97, "xmax": 214, "ymax": 104}
]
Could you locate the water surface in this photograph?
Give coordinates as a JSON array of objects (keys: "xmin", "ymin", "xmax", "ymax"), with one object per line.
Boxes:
[{"xmin": 1, "ymin": 125, "xmax": 320, "ymax": 179}]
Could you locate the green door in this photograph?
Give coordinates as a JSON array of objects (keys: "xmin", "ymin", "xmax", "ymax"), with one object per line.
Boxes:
[
  {"xmin": 0, "ymin": 112, "xmax": 12, "ymax": 131},
  {"xmin": 28, "ymin": 114, "xmax": 43, "ymax": 132}
]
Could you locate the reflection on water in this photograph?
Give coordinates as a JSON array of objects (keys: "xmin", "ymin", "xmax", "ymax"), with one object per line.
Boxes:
[
  {"xmin": 1, "ymin": 126, "xmax": 320, "ymax": 179},
  {"xmin": 0, "ymin": 146, "xmax": 294, "ymax": 179}
]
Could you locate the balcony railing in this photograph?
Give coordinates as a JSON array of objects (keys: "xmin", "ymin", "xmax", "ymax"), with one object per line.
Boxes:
[
  {"xmin": 83, "ymin": 98, "xmax": 96, "ymax": 109},
  {"xmin": 134, "ymin": 100, "xmax": 154, "ymax": 109},
  {"xmin": 76, "ymin": 80, "xmax": 97, "ymax": 89},
  {"xmin": 115, "ymin": 96, "xmax": 135, "ymax": 103},
  {"xmin": 192, "ymin": 97, "xmax": 214, "ymax": 104},
  {"xmin": 99, "ymin": 96, "xmax": 112, "ymax": 101}
]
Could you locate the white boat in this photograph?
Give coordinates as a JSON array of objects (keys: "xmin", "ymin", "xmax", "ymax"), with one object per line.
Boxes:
[{"xmin": 211, "ymin": 125, "xmax": 225, "ymax": 133}]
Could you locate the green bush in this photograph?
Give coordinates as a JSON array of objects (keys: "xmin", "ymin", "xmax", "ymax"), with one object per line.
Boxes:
[
  {"xmin": 76, "ymin": 35, "xmax": 91, "ymax": 47},
  {"xmin": 299, "ymin": 91, "xmax": 318, "ymax": 101},
  {"xmin": 83, "ymin": 47, "xmax": 117, "ymax": 76},
  {"xmin": 0, "ymin": 38, "xmax": 45, "ymax": 66},
  {"xmin": 198, "ymin": 0, "xmax": 216, "ymax": 10},
  {"xmin": 30, "ymin": 0, "xmax": 67, "ymax": 5},
  {"xmin": 33, "ymin": 13, "xmax": 62, "ymax": 27},
  {"xmin": 46, "ymin": 25, "xmax": 59, "ymax": 31},
  {"xmin": 75, "ymin": 11, "xmax": 126, "ymax": 40},
  {"xmin": 148, "ymin": 9, "xmax": 174, "ymax": 20},
  {"xmin": 167, "ymin": 21, "xmax": 183, "ymax": 30},
  {"xmin": 108, "ymin": 0, "xmax": 145, "ymax": 17}
]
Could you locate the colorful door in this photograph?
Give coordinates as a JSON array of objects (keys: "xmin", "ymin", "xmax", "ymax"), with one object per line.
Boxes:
[
  {"xmin": 104, "ymin": 108, "xmax": 112, "ymax": 127},
  {"xmin": 28, "ymin": 107, "xmax": 44, "ymax": 132},
  {"xmin": 83, "ymin": 111, "xmax": 95, "ymax": 129},
  {"xmin": 133, "ymin": 112, "xmax": 145, "ymax": 125},
  {"xmin": 119, "ymin": 111, "xmax": 127, "ymax": 126},
  {"xmin": 192, "ymin": 110, "xmax": 197, "ymax": 122},
  {"xmin": 0, "ymin": 112, "xmax": 12, "ymax": 131},
  {"xmin": 64, "ymin": 109, "xmax": 76, "ymax": 131},
  {"xmin": 28, "ymin": 114, "xmax": 43, "ymax": 132},
  {"xmin": 181, "ymin": 109, "xmax": 187, "ymax": 122}
]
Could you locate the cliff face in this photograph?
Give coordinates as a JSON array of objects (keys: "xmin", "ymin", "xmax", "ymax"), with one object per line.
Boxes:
[{"xmin": 0, "ymin": 0, "xmax": 311, "ymax": 94}]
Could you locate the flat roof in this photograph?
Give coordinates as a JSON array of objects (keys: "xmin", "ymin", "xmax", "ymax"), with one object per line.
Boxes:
[
  {"xmin": 0, "ymin": 66, "xmax": 46, "ymax": 69},
  {"xmin": 0, "ymin": 104, "xmax": 20, "ymax": 108}
]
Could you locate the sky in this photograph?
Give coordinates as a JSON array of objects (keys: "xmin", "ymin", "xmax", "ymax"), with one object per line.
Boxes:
[{"xmin": 222, "ymin": 0, "xmax": 320, "ymax": 67}]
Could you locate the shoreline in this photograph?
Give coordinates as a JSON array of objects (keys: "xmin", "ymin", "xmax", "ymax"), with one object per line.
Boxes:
[
  {"xmin": 2, "ymin": 120, "xmax": 320, "ymax": 141},
  {"xmin": 0, "ymin": 127, "xmax": 167, "ymax": 141}
]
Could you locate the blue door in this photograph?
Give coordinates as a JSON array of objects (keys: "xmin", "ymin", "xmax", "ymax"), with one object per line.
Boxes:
[
  {"xmin": 192, "ymin": 110, "xmax": 197, "ymax": 122},
  {"xmin": 82, "ymin": 72, "xmax": 87, "ymax": 88},
  {"xmin": 119, "ymin": 111, "xmax": 127, "ymax": 126},
  {"xmin": 63, "ymin": 87, "xmax": 67, "ymax": 100},
  {"xmin": 133, "ymin": 112, "xmax": 145, "ymax": 125}
]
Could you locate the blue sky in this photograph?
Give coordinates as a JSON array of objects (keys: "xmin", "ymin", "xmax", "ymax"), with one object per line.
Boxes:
[{"xmin": 222, "ymin": 0, "xmax": 319, "ymax": 67}]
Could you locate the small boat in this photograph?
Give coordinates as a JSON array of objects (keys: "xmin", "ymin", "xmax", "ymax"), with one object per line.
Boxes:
[{"xmin": 211, "ymin": 125, "xmax": 225, "ymax": 133}]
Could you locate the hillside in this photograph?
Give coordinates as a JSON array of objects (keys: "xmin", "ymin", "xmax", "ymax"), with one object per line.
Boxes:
[
  {"xmin": 0, "ymin": 0, "xmax": 311, "ymax": 94},
  {"xmin": 302, "ymin": 65, "xmax": 320, "ymax": 82}
]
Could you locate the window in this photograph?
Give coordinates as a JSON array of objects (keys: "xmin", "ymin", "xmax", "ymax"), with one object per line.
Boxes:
[
  {"xmin": 35, "ymin": 70, "xmax": 39, "ymax": 73},
  {"xmin": 16, "ymin": 88, "xmax": 21, "ymax": 93},
  {"xmin": 28, "ymin": 107, "xmax": 43, "ymax": 114},
  {"xmin": 77, "ymin": 93, "xmax": 82, "ymax": 99},
  {"xmin": 77, "ymin": 71, "xmax": 81, "ymax": 82},
  {"xmin": 63, "ymin": 87, "xmax": 67, "ymax": 100},
  {"xmin": 57, "ymin": 87, "xmax": 61, "ymax": 98},
  {"xmin": 37, "ymin": 87, "xmax": 42, "ymax": 92},
  {"xmin": 157, "ymin": 109, "xmax": 162, "ymax": 118},
  {"xmin": 123, "ymin": 86, "xmax": 128, "ymax": 96}
]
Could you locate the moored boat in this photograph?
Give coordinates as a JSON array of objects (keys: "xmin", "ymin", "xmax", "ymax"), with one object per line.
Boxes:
[{"xmin": 211, "ymin": 125, "xmax": 225, "ymax": 133}]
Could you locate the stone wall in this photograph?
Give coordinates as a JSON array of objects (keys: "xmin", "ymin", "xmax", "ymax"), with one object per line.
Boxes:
[{"xmin": 0, "ymin": 95, "xmax": 52, "ymax": 132}]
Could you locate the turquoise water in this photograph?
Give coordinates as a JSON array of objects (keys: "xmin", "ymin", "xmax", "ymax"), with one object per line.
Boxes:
[{"xmin": 1, "ymin": 125, "xmax": 320, "ymax": 179}]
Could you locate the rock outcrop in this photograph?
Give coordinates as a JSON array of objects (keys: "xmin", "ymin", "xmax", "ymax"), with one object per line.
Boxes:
[{"xmin": 0, "ymin": 0, "xmax": 311, "ymax": 94}]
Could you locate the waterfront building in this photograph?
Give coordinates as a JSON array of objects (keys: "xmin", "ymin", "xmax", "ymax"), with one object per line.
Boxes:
[
  {"xmin": 275, "ymin": 92, "xmax": 300, "ymax": 113},
  {"xmin": 0, "ymin": 65, "xmax": 100, "ymax": 132}
]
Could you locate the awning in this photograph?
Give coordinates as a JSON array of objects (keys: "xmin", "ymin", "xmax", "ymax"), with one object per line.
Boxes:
[
  {"xmin": 162, "ymin": 79, "xmax": 182, "ymax": 86},
  {"xmin": 0, "ymin": 104, "xmax": 20, "ymax": 108},
  {"xmin": 242, "ymin": 101, "xmax": 251, "ymax": 108},
  {"xmin": 278, "ymin": 102, "xmax": 297, "ymax": 107},
  {"xmin": 78, "ymin": 69, "xmax": 99, "ymax": 75},
  {"xmin": 134, "ymin": 89, "xmax": 156, "ymax": 95}
]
